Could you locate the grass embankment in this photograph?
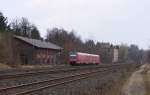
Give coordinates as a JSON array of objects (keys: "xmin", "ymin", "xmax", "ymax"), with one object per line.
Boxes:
[{"xmin": 142, "ymin": 64, "xmax": 150, "ymax": 95}]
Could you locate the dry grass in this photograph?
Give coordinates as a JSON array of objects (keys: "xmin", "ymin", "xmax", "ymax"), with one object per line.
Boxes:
[
  {"xmin": 20, "ymin": 64, "xmax": 54, "ymax": 69},
  {"xmin": 0, "ymin": 63, "xmax": 11, "ymax": 70},
  {"xmin": 100, "ymin": 71, "xmax": 132, "ymax": 95},
  {"xmin": 142, "ymin": 64, "xmax": 150, "ymax": 95},
  {"xmin": 102, "ymin": 80, "xmax": 124, "ymax": 95}
]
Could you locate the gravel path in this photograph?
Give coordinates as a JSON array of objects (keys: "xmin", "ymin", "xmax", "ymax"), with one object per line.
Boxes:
[{"xmin": 122, "ymin": 64, "xmax": 150, "ymax": 95}]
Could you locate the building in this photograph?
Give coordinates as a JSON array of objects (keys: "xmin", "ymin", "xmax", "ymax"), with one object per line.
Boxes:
[
  {"xmin": 112, "ymin": 46, "xmax": 119, "ymax": 63},
  {"xmin": 97, "ymin": 43, "xmax": 119, "ymax": 63},
  {"xmin": 14, "ymin": 36, "xmax": 63, "ymax": 64}
]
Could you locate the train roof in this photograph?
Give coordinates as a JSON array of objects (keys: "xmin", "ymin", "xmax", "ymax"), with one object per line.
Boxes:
[{"xmin": 77, "ymin": 52, "xmax": 99, "ymax": 57}]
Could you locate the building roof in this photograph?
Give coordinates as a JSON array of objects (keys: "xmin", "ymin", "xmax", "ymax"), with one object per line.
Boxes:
[{"xmin": 14, "ymin": 36, "xmax": 63, "ymax": 50}]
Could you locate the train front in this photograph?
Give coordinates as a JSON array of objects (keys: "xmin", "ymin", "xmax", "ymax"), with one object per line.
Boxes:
[{"xmin": 69, "ymin": 52, "xmax": 77, "ymax": 65}]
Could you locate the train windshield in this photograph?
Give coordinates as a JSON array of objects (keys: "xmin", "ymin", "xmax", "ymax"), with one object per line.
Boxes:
[{"xmin": 70, "ymin": 55, "xmax": 76, "ymax": 60}]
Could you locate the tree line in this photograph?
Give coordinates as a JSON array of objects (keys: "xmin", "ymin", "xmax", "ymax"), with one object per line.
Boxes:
[{"xmin": 0, "ymin": 12, "xmax": 147, "ymax": 64}]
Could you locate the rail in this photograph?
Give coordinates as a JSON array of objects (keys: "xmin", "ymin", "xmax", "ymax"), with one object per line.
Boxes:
[{"xmin": 0, "ymin": 64, "xmax": 127, "ymax": 95}]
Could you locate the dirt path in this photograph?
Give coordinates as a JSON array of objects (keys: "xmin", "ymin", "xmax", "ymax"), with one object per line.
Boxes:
[{"xmin": 122, "ymin": 64, "xmax": 150, "ymax": 95}]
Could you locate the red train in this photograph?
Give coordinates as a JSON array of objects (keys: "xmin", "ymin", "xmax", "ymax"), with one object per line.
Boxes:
[{"xmin": 69, "ymin": 52, "xmax": 100, "ymax": 65}]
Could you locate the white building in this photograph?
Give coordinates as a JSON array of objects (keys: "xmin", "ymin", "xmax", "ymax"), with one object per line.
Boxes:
[{"xmin": 112, "ymin": 47, "xmax": 119, "ymax": 63}]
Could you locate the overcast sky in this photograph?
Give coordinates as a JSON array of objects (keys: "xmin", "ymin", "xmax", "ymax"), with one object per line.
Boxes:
[{"xmin": 0, "ymin": 0, "xmax": 150, "ymax": 49}]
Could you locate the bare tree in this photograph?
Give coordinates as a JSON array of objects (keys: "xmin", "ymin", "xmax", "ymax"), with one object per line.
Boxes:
[
  {"xmin": 10, "ymin": 18, "xmax": 41, "ymax": 39},
  {"xmin": 0, "ymin": 12, "xmax": 8, "ymax": 32}
]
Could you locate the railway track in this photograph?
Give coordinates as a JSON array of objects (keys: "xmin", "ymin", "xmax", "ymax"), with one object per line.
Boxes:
[
  {"xmin": 0, "ymin": 64, "xmax": 126, "ymax": 89},
  {"xmin": 0, "ymin": 64, "xmax": 121, "ymax": 80},
  {"xmin": 0, "ymin": 64, "xmax": 128, "ymax": 95}
]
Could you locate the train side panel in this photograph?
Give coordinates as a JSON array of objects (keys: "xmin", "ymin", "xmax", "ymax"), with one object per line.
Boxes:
[{"xmin": 76, "ymin": 52, "xmax": 100, "ymax": 65}]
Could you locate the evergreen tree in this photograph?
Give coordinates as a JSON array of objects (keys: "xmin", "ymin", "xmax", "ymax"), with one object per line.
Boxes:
[{"xmin": 30, "ymin": 25, "xmax": 41, "ymax": 39}]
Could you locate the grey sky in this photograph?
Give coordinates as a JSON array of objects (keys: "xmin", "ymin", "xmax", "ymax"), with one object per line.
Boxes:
[{"xmin": 0, "ymin": 0, "xmax": 150, "ymax": 49}]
